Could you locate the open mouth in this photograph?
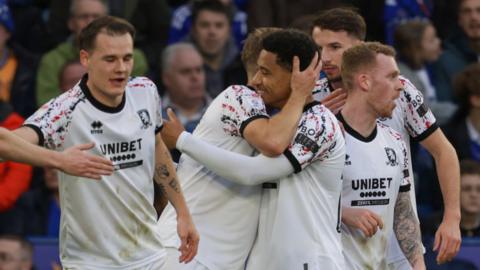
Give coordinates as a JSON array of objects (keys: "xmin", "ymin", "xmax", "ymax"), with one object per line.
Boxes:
[{"xmin": 110, "ymin": 78, "xmax": 126, "ymax": 86}]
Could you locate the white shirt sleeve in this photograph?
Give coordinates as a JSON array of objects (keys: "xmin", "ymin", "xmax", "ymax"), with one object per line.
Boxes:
[{"xmin": 176, "ymin": 131, "xmax": 294, "ymax": 185}]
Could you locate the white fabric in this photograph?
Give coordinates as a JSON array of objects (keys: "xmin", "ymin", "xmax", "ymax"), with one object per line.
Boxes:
[
  {"xmin": 339, "ymin": 118, "xmax": 412, "ymax": 270},
  {"xmin": 158, "ymin": 85, "xmax": 268, "ymax": 270},
  {"xmin": 313, "ymin": 76, "xmax": 436, "ymax": 263},
  {"xmin": 25, "ymin": 76, "xmax": 166, "ymax": 269},
  {"xmin": 415, "ymin": 68, "xmax": 436, "ymax": 101},
  {"xmin": 246, "ymin": 103, "xmax": 346, "ymax": 270},
  {"xmin": 176, "ymin": 131, "xmax": 294, "ymax": 185}
]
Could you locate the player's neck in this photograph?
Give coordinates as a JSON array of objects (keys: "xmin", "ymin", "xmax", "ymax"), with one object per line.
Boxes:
[
  {"xmin": 341, "ymin": 99, "xmax": 377, "ymax": 137},
  {"xmin": 469, "ymin": 38, "xmax": 480, "ymax": 53},
  {"xmin": 329, "ymin": 79, "xmax": 343, "ymax": 90},
  {"xmin": 461, "ymin": 210, "xmax": 480, "ymax": 230}
]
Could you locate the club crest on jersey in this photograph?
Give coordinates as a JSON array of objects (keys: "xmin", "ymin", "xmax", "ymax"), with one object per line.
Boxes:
[
  {"xmin": 137, "ymin": 109, "xmax": 152, "ymax": 129},
  {"xmin": 90, "ymin": 120, "xmax": 103, "ymax": 134},
  {"xmin": 384, "ymin": 147, "xmax": 398, "ymax": 166}
]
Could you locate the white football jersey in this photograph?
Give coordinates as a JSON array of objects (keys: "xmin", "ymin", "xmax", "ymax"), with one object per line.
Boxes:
[
  {"xmin": 246, "ymin": 102, "xmax": 346, "ymax": 270},
  {"xmin": 313, "ymin": 76, "xmax": 437, "ymax": 263},
  {"xmin": 158, "ymin": 85, "xmax": 267, "ymax": 270},
  {"xmin": 25, "ymin": 76, "xmax": 166, "ymax": 269},
  {"xmin": 337, "ymin": 113, "xmax": 412, "ymax": 270}
]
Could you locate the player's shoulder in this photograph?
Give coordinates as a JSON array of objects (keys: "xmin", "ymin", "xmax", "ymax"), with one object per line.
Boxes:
[
  {"xmin": 399, "ymin": 75, "xmax": 423, "ymax": 101},
  {"xmin": 127, "ymin": 76, "xmax": 157, "ymax": 90},
  {"xmin": 222, "ymin": 84, "xmax": 257, "ymax": 96},
  {"xmin": 312, "ymin": 77, "xmax": 331, "ymax": 100}
]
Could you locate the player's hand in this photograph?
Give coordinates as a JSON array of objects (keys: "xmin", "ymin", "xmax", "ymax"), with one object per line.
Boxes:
[
  {"xmin": 290, "ymin": 52, "xmax": 322, "ymax": 99},
  {"xmin": 177, "ymin": 213, "xmax": 199, "ymax": 263},
  {"xmin": 161, "ymin": 108, "xmax": 186, "ymax": 150},
  {"xmin": 433, "ymin": 217, "xmax": 461, "ymax": 264},
  {"xmin": 342, "ymin": 207, "xmax": 384, "ymax": 237},
  {"xmin": 320, "ymin": 88, "xmax": 347, "ymax": 114},
  {"xmin": 60, "ymin": 142, "xmax": 113, "ymax": 179}
]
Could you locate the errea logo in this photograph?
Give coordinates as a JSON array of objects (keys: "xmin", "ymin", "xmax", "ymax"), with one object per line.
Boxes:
[{"xmin": 91, "ymin": 121, "xmax": 103, "ymax": 134}]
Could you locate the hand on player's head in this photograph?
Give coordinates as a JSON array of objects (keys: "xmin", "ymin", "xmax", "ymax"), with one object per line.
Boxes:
[
  {"xmin": 290, "ymin": 52, "xmax": 322, "ymax": 99},
  {"xmin": 60, "ymin": 142, "xmax": 113, "ymax": 180},
  {"xmin": 161, "ymin": 108, "xmax": 186, "ymax": 150}
]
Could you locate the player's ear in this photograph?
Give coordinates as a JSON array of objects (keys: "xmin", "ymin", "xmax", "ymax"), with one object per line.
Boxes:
[
  {"xmin": 358, "ymin": 73, "xmax": 370, "ymax": 91},
  {"xmin": 79, "ymin": 50, "xmax": 90, "ymax": 67}
]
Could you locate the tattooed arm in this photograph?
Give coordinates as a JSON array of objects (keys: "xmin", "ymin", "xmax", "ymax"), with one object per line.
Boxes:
[
  {"xmin": 394, "ymin": 191, "xmax": 425, "ymax": 269},
  {"xmin": 154, "ymin": 133, "xmax": 199, "ymax": 263}
]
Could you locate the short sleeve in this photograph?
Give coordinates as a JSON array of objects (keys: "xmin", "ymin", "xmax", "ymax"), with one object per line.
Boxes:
[
  {"xmin": 399, "ymin": 77, "xmax": 438, "ymax": 142},
  {"xmin": 220, "ymin": 85, "xmax": 269, "ymax": 137},
  {"xmin": 398, "ymin": 136, "xmax": 412, "ymax": 193},
  {"xmin": 24, "ymin": 89, "xmax": 83, "ymax": 149},
  {"xmin": 284, "ymin": 105, "xmax": 341, "ymax": 173},
  {"xmin": 152, "ymin": 82, "xmax": 163, "ymax": 134}
]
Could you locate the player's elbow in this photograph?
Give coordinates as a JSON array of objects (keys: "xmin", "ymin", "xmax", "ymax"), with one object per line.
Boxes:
[{"xmin": 257, "ymin": 142, "xmax": 285, "ymax": 157}]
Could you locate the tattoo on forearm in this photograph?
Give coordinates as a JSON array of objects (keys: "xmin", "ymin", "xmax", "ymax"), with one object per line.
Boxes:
[
  {"xmin": 155, "ymin": 164, "xmax": 170, "ymax": 180},
  {"xmin": 169, "ymin": 179, "xmax": 180, "ymax": 193},
  {"xmin": 394, "ymin": 192, "xmax": 423, "ymax": 267}
]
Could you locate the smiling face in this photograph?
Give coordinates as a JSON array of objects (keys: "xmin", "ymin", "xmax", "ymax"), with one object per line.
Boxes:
[
  {"xmin": 80, "ymin": 32, "xmax": 134, "ymax": 107},
  {"xmin": 250, "ymin": 50, "xmax": 292, "ymax": 108},
  {"xmin": 366, "ymin": 54, "xmax": 403, "ymax": 118},
  {"xmin": 312, "ymin": 27, "xmax": 361, "ymax": 82}
]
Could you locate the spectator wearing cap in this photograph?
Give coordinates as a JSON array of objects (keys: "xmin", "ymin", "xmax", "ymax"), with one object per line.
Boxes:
[{"xmin": 0, "ymin": 0, "xmax": 36, "ymax": 118}]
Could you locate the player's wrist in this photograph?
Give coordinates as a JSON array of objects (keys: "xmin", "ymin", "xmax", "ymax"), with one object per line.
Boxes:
[{"xmin": 442, "ymin": 211, "xmax": 461, "ymax": 223}]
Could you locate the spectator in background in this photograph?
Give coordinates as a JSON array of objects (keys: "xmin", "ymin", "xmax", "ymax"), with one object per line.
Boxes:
[
  {"xmin": 0, "ymin": 168, "xmax": 59, "ymax": 237},
  {"xmin": 0, "ymin": 235, "xmax": 32, "ymax": 270},
  {"xmin": 169, "ymin": 0, "xmax": 247, "ymax": 50},
  {"xmin": 432, "ymin": 0, "xmax": 480, "ymax": 104},
  {"xmin": 443, "ymin": 63, "xmax": 480, "ymax": 162},
  {"xmin": 161, "ymin": 43, "xmax": 210, "ymax": 133},
  {"xmin": 394, "ymin": 18, "xmax": 456, "ymax": 125},
  {"xmin": 247, "ymin": 0, "xmax": 339, "ymax": 30},
  {"xmin": 35, "ymin": 0, "xmax": 148, "ymax": 106},
  {"xmin": 188, "ymin": 0, "xmax": 245, "ymax": 97},
  {"xmin": 459, "ymin": 160, "xmax": 480, "ymax": 237},
  {"xmin": 0, "ymin": 101, "xmax": 32, "ymax": 212},
  {"xmin": 0, "ymin": 0, "xmax": 36, "ymax": 118},
  {"xmin": 47, "ymin": 0, "xmax": 170, "ymax": 79},
  {"xmin": 423, "ymin": 160, "xmax": 480, "ymax": 238},
  {"xmin": 383, "ymin": 0, "xmax": 433, "ymax": 45},
  {"xmin": 160, "ymin": 43, "xmax": 211, "ymax": 161},
  {"xmin": 59, "ymin": 60, "xmax": 86, "ymax": 92}
]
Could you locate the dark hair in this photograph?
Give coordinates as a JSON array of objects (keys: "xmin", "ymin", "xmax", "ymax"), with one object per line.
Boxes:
[
  {"xmin": 394, "ymin": 19, "xmax": 431, "ymax": 70},
  {"xmin": 0, "ymin": 235, "xmax": 33, "ymax": 261},
  {"xmin": 312, "ymin": 8, "xmax": 366, "ymax": 41},
  {"xmin": 241, "ymin": 27, "xmax": 280, "ymax": 69},
  {"xmin": 191, "ymin": 0, "xmax": 232, "ymax": 25},
  {"xmin": 341, "ymin": 42, "xmax": 396, "ymax": 90},
  {"xmin": 261, "ymin": 29, "xmax": 318, "ymax": 72},
  {"xmin": 453, "ymin": 63, "xmax": 480, "ymax": 117},
  {"xmin": 78, "ymin": 16, "xmax": 135, "ymax": 52},
  {"xmin": 460, "ymin": 159, "xmax": 480, "ymax": 176}
]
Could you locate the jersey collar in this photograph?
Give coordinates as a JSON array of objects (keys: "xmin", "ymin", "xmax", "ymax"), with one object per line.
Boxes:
[
  {"xmin": 337, "ymin": 111, "xmax": 377, "ymax": 142},
  {"xmin": 79, "ymin": 74, "xmax": 126, "ymax": 114}
]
